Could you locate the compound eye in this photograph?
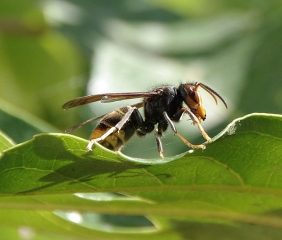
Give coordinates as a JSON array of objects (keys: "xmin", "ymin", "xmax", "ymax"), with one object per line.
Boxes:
[
  {"xmin": 193, "ymin": 91, "xmax": 201, "ymax": 104},
  {"xmin": 185, "ymin": 89, "xmax": 201, "ymax": 109}
]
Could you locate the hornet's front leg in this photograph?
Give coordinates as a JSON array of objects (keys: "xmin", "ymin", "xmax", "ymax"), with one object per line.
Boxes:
[
  {"xmin": 172, "ymin": 108, "xmax": 212, "ymax": 142},
  {"xmin": 163, "ymin": 111, "xmax": 206, "ymax": 150}
]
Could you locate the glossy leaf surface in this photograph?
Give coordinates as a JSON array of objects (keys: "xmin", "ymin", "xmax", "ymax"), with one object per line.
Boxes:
[{"xmin": 0, "ymin": 114, "xmax": 282, "ymax": 239}]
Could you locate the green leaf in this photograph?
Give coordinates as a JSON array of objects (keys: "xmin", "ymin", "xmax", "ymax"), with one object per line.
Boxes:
[{"xmin": 0, "ymin": 113, "xmax": 282, "ymax": 239}]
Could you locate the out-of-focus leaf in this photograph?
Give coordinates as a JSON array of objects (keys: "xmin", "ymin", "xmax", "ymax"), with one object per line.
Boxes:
[
  {"xmin": 0, "ymin": 0, "xmax": 86, "ymax": 129},
  {"xmin": 0, "ymin": 99, "xmax": 59, "ymax": 143},
  {"xmin": 150, "ymin": 0, "xmax": 282, "ymax": 17},
  {"xmin": 238, "ymin": 24, "xmax": 282, "ymax": 114},
  {"xmin": 0, "ymin": 131, "xmax": 14, "ymax": 152}
]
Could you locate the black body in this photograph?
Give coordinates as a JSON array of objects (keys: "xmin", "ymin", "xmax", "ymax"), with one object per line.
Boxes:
[{"xmin": 63, "ymin": 82, "xmax": 228, "ymax": 157}]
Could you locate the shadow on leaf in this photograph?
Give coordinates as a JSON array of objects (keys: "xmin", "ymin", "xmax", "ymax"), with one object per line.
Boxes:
[{"xmin": 9, "ymin": 134, "xmax": 171, "ymax": 194}]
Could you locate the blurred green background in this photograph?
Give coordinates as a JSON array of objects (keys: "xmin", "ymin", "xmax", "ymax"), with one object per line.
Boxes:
[{"xmin": 1, "ymin": 0, "xmax": 282, "ymax": 158}]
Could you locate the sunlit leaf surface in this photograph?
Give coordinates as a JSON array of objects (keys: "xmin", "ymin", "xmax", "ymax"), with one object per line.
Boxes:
[{"xmin": 1, "ymin": 114, "xmax": 282, "ymax": 239}]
